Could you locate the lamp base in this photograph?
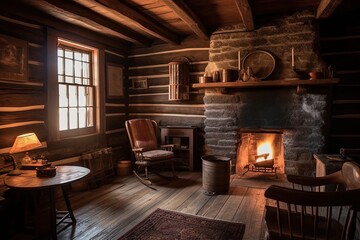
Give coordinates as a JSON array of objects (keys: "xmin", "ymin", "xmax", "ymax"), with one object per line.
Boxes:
[{"xmin": 8, "ymin": 169, "xmax": 22, "ymax": 176}]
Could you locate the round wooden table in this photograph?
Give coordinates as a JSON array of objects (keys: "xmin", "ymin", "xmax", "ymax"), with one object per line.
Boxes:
[{"xmin": 5, "ymin": 166, "xmax": 90, "ymax": 239}]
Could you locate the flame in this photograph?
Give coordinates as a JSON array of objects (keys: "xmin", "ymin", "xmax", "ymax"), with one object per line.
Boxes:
[{"xmin": 256, "ymin": 141, "xmax": 273, "ymax": 162}]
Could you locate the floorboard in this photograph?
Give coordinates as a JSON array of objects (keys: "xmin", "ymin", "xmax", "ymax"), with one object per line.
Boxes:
[{"xmin": 52, "ymin": 171, "xmax": 284, "ymax": 239}]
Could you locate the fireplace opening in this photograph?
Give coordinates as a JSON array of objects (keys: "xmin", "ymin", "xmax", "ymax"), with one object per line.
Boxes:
[{"xmin": 236, "ymin": 129, "xmax": 284, "ymax": 177}]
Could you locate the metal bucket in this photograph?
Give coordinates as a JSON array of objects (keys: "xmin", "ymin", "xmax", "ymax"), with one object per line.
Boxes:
[{"xmin": 202, "ymin": 155, "xmax": 231, "ymax": 195}]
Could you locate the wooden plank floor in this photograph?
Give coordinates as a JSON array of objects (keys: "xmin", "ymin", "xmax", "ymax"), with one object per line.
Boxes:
[{"xmin": 56, "ymin": 171, "xmax": 286, "ymax": 240}]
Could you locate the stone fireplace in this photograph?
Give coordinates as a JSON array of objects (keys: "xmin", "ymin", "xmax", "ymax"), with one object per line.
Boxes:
[
  {"xmin": 201, "ymin": 11, "xmax": 334, "ymax": 176},
  {"xmin": 203, "ymin": 88, "xmax": 330, "ymax": 176}
]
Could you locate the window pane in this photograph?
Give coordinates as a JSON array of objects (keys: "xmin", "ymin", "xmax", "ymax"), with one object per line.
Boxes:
[
  {"xmin": 65, "ymin": 59, "xmax": 74, "ymax": 76},
  {"xmin": 79, "ymin": 107, "xmax": 86, "ymax": 128},
  {"xmin": 83, "ymin": 78, "xmax": 89, "ymax": 85},
  {"xmin": 82, "ymin": 53, "xmax": 89, "ymax": 62},
  {"xmin": 87, "ymin": 87, "xmax": 93, "ymax": 106},
  {"xmin": 75, "ymin": 77, "xmax": 82, "ymax": 84},
  {"xmin": 57, "ymin": 57, "xmax": 63, "ymax": 75},
  {"xmin": 58, "ymin": 48, "xmax": 64, "ymax": 57},
  {"xmin": 78, "ymin": 86, "xmax": 86, "ymax": 107},
  {"xmin": 65, "ymin": 49, "xmax": 73, "ymax": 58},
  {"xmin": 59, "ymin": 108, "xmax": 68, "ymax": 131},
  {"xmin": 74, "ymin": 51, "xmax": 82, "ymax": 60},
  {"xmin": 58, "ymin": 75, "xmax": 64, "ymax": 83},
  {"xmin": 59, "ymin": 84, "xmax": 68, "ymax": 107},
  {"xmin": 74, "ymin": 60, "xmax": 82, "ymax": 77},
  {"xmin": 87, "ymin": 107, "xmax": 94, "ymax": 127},
  {"xmin": 83, "ymin": 63, "xmax": 89, "ymax": 78},
  {"xmin": 69, "ymin": 85, "xmax": 78, "ymax": 107},
  {"xmin": 69, "ymin": 108, "xmax": 78, "ymax": 129},
  {"xmin": 65, "ymin": 76, "xmax": 73, "ymax": 83}
]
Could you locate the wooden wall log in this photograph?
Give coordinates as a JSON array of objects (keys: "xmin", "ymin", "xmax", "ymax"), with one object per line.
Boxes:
[
  {"xmin": 0, "ymin": 123, "xmax": 46, "ymax": 149},
  {"xmin": 0, "ymin": 90, "xmax": 45, "ymax": 106},
  {"xmin": 106, "ymin": 104, "xmax": 127, "ymax": 114},
  {"xmin": 46, "ymin": 134, "xmax": 107, "ymax": 161},
  {"xmin": 127, "ymin": 115, "xmax": 205, "ymax": 128},
  {"xmin": 0, "ymin": 110, "xmax": 45, "ymax": 125},
  {"xmin": 0, "ymin": 17, "xmax": 45, "ymax": 44},
  {"xmin": 28, "ymin": 64, "xmax": 45, "ymax": 83},
  {"xmin": 128, "ymin": 104, "xmax": 204, "ymax": 115},
  {"xmin": 128, "ymin": 93, "xmax": 203, "ymax": 104},
  {"xmin": 106, "ymin": 115, "xmax": 126, "ymax": 131}
]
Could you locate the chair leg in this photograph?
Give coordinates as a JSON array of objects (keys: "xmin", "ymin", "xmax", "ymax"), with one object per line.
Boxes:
[
  {"xmin": 145, "ymin": 166, "xmax": 149, "ymax": 179},
  {"xmin": 171, "ymin": 161, "xmax": 176, "ymax": 178},
  {"xmin": 132, "ymin": 170, "xmax": 157, "ymax": 190}
]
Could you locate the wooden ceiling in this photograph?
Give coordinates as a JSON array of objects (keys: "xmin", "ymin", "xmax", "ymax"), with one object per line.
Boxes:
[{"xmin": 3, "ymin": 0, "xmax": 357, "ymax": 47}]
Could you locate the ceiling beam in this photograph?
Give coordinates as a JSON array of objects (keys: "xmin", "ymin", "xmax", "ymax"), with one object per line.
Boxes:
[
  {"xmin": 94, "ymin": 0, "xmax": 180, "ymax": 45},
  {"xmin": 234, "ymin": 0, "xmax": 254, "ymax": 31},
  {"xmin": 316, "ymin": 0, "xmax": 343, "ymax": 18},
  {"xmin": 0, "ymin": 1, "xmax": 129, "ymax": 50},
  {"xmin": 41, "ymin": 0, "xmax": 152, "ymax": 46},
  {"xmin": 161, "ymin": 0, "xmax": 209, "ymax": 40}
]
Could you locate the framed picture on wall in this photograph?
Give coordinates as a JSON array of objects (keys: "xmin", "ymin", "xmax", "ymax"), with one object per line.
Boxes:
[
  {"xmin": 132, "ymin": 78, "xmax": 148, "ymax": 90},
  {"xmin": 0, "ymin": 34, "xmax": 28, "ymax": 81},
  {"xmin": 106, "ymin": 63, "xmax": 124, "ymax": 98}
]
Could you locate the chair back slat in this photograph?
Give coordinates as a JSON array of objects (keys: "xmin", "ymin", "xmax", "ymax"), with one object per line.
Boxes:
[
  {"xmin": 326, "ymin": 206, "xmax": 332, "ymax": 240},
  {"xmin": 301, "ymin": 206, "xmax": 305, "ymax": 239},
  {"xmin": 286, "ymin": 203, "xmax": 293, "ymax": 238},
  {"xmin": 276, "ymin": 200, "xmax": 283, "ymax": 237},
  {"xmin": 314, "ymin": 207, "xmax": 318, "ymax": 239}
]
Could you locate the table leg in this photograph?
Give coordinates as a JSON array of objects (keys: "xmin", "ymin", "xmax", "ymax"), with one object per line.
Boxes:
[
  {"xmin": 49, "ymin": 188, "xmax": 57, "ymax": 240},
  {"xmin": 61, "ymin": 186, "xmax": 76, "ymax": 223}
]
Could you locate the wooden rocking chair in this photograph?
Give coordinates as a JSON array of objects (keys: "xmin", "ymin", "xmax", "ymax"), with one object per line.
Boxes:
[
  {"xmin": 264, "ymin": 161, "xmax": 360, "ymax": 240},
  {"xmin": 125, "ymin": 119, "xmax": 176, "ymax": 189}
]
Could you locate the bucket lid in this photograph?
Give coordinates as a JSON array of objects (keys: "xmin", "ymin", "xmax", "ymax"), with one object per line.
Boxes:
[{"xmin": 201, "ymin": 155, "xmax": 231, "ymax": 162}]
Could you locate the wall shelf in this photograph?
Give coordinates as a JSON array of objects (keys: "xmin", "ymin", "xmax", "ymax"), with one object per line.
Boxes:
[{"xmin": 192, "ymin": 78, "xmax": 339, "ymax": 89}]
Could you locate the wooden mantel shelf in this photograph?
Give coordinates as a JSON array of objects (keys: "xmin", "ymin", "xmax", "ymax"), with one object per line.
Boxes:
[{"xmin": 192, "ymin": 78, "xmax": 339, "ymax": 89}]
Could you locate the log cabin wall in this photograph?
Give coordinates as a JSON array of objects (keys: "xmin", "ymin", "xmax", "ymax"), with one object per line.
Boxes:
[
  {"xmin": 319, "ymin": 13, "xmax": 360, "ymax": 152},
  {"xmin": 0, "ymin": 13, "xmax": 128, "ymax": 166},
  {"xmin": 127, "ymin": 37, "xmax": 209, "ymax": 128}
]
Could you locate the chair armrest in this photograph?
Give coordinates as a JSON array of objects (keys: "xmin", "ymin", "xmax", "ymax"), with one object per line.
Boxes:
[
  {"xmin": 287, "ymin": 170, "xmax": 345, "ymax": 187},
  {"xmin": 160, "ymin": 144, "xmax": 174, "ymax": 148},
  {"xmin": 132, "ymin": 148, "xmax": 144, "ymax": 153},
  {"xmin": 159, "ymin": 144, "xmax": 174, "ymax": 151}
]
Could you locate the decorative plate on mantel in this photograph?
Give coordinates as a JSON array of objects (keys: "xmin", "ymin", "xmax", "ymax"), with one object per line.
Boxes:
[{"xmin": 242, "ymin": 50, "xmax": 275, "ymax": 79}]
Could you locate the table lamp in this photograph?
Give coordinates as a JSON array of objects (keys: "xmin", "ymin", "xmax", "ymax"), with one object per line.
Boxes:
[{"xmin": 8, "ymin": 132, "xmax": 42, "ymax": 175}]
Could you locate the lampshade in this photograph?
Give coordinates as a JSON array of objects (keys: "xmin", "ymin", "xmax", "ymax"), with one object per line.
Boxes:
[{"xmin": 9, "ymin": 133, "xmax": 42, "ymax": 154}]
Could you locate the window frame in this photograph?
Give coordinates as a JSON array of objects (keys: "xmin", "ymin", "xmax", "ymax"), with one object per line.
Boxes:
[
  {"xmin": 47, "ymin": 35, "xmax": 102, "ymax": 142},
  {"xmin": 57, "ymin": 43, "xmax": 96, "ymax": 138}
]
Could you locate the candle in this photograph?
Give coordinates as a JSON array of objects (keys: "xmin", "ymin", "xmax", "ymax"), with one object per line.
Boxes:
[
  {"xmin": 238, "ymin": 50, "xmax": 241, "ymax": 70},
  {"xmin": 291, "ymin": 47, "xmax": 294, "ymax": 67}
]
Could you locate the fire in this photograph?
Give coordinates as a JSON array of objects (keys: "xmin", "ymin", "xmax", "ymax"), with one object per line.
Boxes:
[{"xmin": 256, "ymin": 141, "xmax": 273, "ymax": 162}]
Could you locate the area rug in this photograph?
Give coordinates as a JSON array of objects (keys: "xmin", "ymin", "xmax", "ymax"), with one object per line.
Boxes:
[{"xmin": 118, "ymin": 208, "xmax": 245, "ymax": 240}]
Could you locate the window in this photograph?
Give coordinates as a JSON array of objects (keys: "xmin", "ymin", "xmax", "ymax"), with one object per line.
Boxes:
[{"xmin": 57, "ymin": 39, "xmax": 98, "ymax": 138}]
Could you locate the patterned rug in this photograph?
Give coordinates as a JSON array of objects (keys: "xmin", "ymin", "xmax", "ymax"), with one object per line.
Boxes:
[{"xmin": 118, "ymin": 208, "xmax": 245, "ymax": 240}]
